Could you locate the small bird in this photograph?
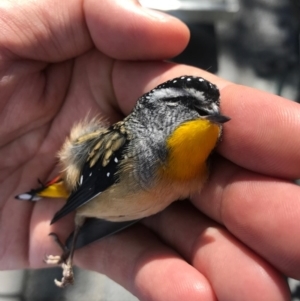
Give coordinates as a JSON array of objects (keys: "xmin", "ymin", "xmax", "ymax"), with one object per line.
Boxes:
[{"xmin": 16, "ymin": 75, "xmax": 230, "ymax": 287}]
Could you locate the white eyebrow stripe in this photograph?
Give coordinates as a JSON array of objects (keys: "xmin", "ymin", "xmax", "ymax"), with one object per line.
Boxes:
[
  {"xmin": 149, "ymin": 87, "xmax": 206, "ymax": 102},
  {"xmin": 186, "ymin": 88, "xmax": 206, "ymax": 101}
]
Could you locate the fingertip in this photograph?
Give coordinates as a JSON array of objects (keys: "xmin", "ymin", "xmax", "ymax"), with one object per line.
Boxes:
[
  {"xmin": 218, "ymin": 84, "xmax": 300, "ymax": 178},
  {"xmin": 113, "ymin": 61, "xmax": 230, "ymax": 115},
  {"xmin": 84, "ymin": 0, "xmax": 190, "ymax": 60},
  {"xmin": 134, "ymin": 258, "xmax": 217, "ymax": 301},
  {"xmin": 145, "ymin": 203, "xmax": 290, "ymax": 301},
  {"xmin": 74, "ymin": 225, "xmax": 216, "ymax": 301}
]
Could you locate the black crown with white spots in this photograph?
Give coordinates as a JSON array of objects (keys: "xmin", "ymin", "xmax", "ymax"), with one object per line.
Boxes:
[{"xmin": 155, "ymin": 76, "xmax": 220, "ymax": 103}]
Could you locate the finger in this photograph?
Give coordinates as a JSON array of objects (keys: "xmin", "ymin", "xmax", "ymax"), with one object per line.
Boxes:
[
  {"xmin": 76, "ymin": 226, "xmax": 216, "ymax": 301},
  {"xmin": 193, "ymin": 156, "xmax": 300, "ymax": 279},
  {"xmin": 0, "ymin": 196, "xmax": 33, "ymax": 269},
  {"xmin": 144, "ymin": 202, "xmax": 290, "ymax": 301},
  {"xmin": 219, "ymin": 84, "xmax": 300, "ymax": 178},
  {"xmin": 113, "ymin": 61, "xmax": 300, "ymax": 178},
  {"xmin": 85, "ymin": 0, "xmax": 189, "ymax": 60},
  {"xmin": 29, "ymin": 212, "xmax": 216, "ymax": 301},
  {"xmin": 0, "ymin": 0, "xmax": 188, "ymax": 61},
  {"xmin": 113, "ymin": 61, "xmax": 228, "ymax": 116}
]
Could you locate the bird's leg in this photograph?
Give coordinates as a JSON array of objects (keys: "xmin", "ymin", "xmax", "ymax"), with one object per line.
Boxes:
[
  {"xmin": 45, "ymin": 216, "xmax": 85, "ymax": 288},
  {"xmin": 44, "ymin": 232, "xmax": 70, "ymax": 265}
]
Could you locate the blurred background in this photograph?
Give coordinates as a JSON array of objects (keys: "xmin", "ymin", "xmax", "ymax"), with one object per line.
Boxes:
[{"xmin": 1, "ymin": 0, "xmax": 299, "ymax": 300}]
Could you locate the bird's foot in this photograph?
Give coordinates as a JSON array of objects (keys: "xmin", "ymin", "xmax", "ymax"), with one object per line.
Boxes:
[
  {"xmin": 54, "ymin": 262, "xmax": 74, "ymax": 288},
  {"xmin": 44, "ymin": 232, "xmax": 73, "ymax": 287}
]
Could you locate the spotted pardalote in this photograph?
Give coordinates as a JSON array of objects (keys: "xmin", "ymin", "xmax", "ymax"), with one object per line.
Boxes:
[{"xmin": 17, "ymin": 75, "xmax": 230, "ymax": 287}]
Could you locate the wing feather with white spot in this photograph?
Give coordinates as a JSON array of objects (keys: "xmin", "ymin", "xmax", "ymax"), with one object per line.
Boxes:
[{"xmin": 51, "ymin": 126, "xmax": 128, "ymax": 224}]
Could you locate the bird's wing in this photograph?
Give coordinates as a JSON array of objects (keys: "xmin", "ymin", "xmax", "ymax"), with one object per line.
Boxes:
[
  {"xmin": 51, "ymin": 127, "xmax": 128, "ymax": 224},
  {"xmin": 65, "ymin": 218, "xmax": 140, "ymax": 250}
]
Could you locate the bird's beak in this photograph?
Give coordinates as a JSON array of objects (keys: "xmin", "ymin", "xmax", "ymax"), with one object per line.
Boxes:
[{"xmin": 204, "ymin": 114, "xmax": 231, "ymax": 124}]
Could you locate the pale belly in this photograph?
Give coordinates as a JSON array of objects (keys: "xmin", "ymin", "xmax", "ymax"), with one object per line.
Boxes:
[{"xmin": 76, "ymin": 174, "xmax": 206, "ymax": 222}]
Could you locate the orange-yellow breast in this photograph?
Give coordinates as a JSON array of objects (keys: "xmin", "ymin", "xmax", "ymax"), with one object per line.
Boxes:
[{"xmin": 162, "ymin": 119, "xmax": 221, "ymax": 181}]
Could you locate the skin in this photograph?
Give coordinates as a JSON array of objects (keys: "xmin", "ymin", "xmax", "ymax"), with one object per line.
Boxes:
[{"xmin": 0, "ymin": 0, "xmax": 299, "ymax": 300}]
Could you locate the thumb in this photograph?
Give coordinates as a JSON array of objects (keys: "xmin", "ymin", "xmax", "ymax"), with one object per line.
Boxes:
[
  {"xmin": 84, "ymin": 0, "xmax": 190, "ymax": 60},
  {"xmin": 0, "ymin": 0, "xmax": 189, "ymax": 62}
]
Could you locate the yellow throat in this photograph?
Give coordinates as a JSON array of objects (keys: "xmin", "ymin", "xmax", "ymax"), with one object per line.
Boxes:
[{"xmin": 163, "ymin": 118, "xmax": 220, "ymax": 181}]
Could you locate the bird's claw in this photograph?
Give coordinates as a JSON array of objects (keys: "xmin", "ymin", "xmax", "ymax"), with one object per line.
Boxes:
[
  {"xmin": 48, "ymin": 232, "xmax": 69, "ymax": 252},
  {"xmin": 44, "ymin": 254, "xmax": 63, "ymax": 265},
  {"xmin": 53, "ymin": 262, "xmax": 74, "ymax": 288},
  {"xmin": 45, "ymin": 232, "xmax": 73, "ymax": 287},
  {"xmin": 44, "ymin": 256, "xmax": 74, "ymax": 287}
]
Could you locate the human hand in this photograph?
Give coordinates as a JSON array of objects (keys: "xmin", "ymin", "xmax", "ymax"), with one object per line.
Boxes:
[{"xmin": 1, "ymin": 1, "xmax": 299, "ymax": 301}]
